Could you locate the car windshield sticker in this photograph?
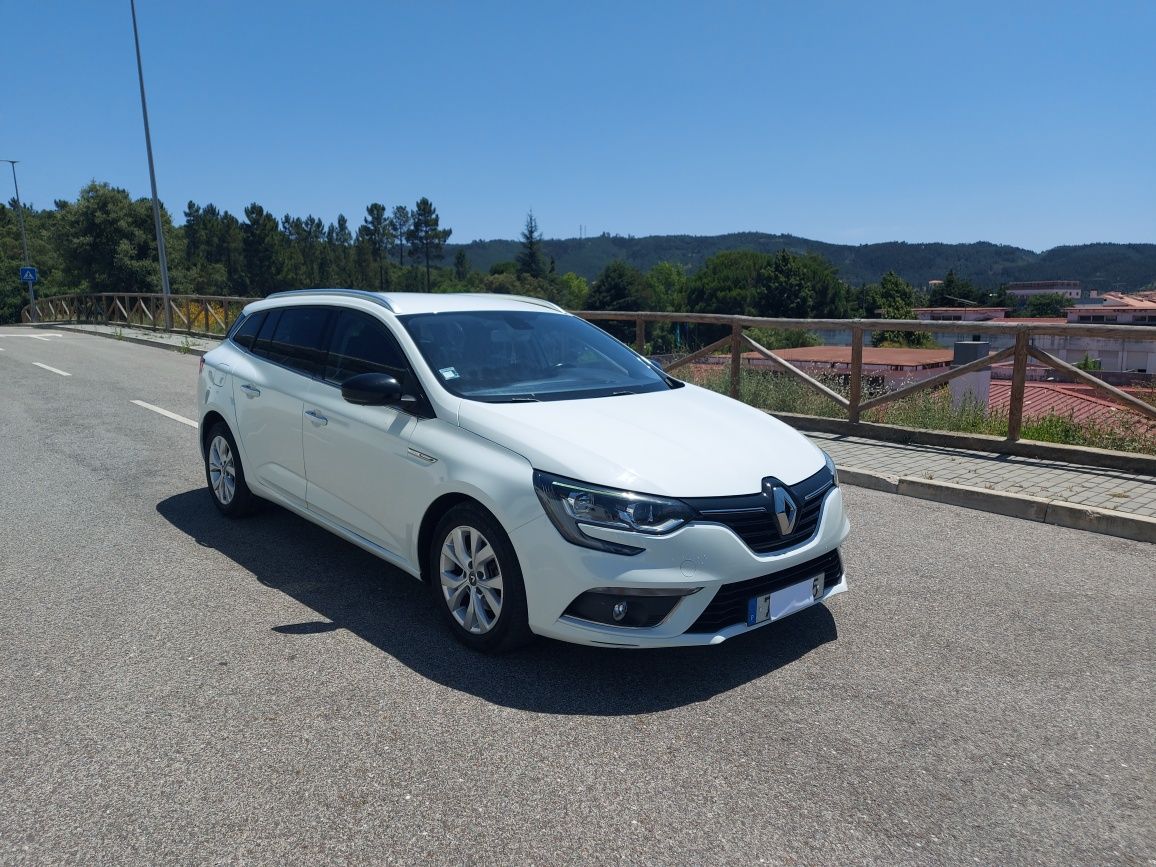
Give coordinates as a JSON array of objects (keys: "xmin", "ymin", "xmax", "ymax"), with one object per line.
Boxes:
[{"xmin": 439, "ymin": 367, "xmax": 459, "ymax": 380}]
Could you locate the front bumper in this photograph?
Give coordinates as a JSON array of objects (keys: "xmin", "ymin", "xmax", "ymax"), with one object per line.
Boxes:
[{"xmin": 509, "ymin": 487, "xmax": 850, "ymax": 648}]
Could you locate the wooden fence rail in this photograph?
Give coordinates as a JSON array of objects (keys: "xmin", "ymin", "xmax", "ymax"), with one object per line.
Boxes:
[
  {"xmin": 21, "ymin": 293, "xmax": 1156, "ymax": 452},
  {"xmin": 575, "ymin": 309, "xmax": 1156, "ymax": 439}
]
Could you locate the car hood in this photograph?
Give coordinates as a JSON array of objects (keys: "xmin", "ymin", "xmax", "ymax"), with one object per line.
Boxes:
[{"xmin": 455, "ymin": 383, "xmax": 825, "ymax": 497}]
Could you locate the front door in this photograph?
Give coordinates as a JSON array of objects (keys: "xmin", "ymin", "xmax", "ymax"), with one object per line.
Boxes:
[{"xmin": 302, "ymin": 310, "xmax": 428, "ymax": 564}]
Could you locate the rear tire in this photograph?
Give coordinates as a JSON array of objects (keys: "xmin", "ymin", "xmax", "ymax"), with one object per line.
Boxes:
[
  {"xmin": 204, "ymin": 422, "xmax": 258, "ymax": 517},
  {"xmin": 428, "ymin": 503, "xmax": 532, "ymax": 653}
]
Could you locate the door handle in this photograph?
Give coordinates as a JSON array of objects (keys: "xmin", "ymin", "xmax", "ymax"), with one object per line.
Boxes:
[
  {"xmin": 305, "ymin": 409, "xmax": 328, "ymax": 426},
  {"xmin": 240, "ymin": 383, "xmax": 261, "ymax": 397}
]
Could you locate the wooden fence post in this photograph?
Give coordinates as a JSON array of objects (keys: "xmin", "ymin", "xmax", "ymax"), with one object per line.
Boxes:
[
  {"xmin": 635, "ymin": 318, "xmax": 645, "ymax": 353},
  {"xmin": 849, "ymin": 326, "xmax": 863, "ymax": 425},
  {"xmin": 1007, "ymin": 330, "xmax": 1030, "ymax": 441},
  {"xmin": 729, "ymin": 324, "xmax": 743, "ymax": 399}
]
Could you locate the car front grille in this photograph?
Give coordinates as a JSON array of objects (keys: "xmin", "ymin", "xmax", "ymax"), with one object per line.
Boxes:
[
  {"xmin": 683, "ymin": 465, "xmax": 834, "ymax": 555},
  {"xmin": 686, "ymin": 550, "xmax": 843, "ymax": 634}
]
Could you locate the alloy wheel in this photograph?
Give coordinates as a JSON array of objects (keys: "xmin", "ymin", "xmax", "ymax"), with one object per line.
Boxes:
[
  {"xmin": 208, "ymin": 434, "xmax": 237, "ymax": 506},
  {"xmin": 439, "ymin": 525, "xmax": 504, "ymax": 634}
]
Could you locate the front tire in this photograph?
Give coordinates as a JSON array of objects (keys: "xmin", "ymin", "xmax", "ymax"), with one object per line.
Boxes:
[
  {"xmin": 429, "ymin": 504, "xmax": 532, "ymax": 653},
  {"xmin": 204, "ymin": 422, "xmax": 257, "ymax": 517}
]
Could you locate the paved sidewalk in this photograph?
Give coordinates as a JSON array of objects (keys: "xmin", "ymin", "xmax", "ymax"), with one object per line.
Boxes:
[{"xmin": 808, "ymin": 431, "xmax": 1156, "ymax": 520}]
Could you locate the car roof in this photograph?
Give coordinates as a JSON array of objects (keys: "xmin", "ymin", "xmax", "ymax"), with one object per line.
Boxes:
[{"xmin": 259, "ymin": 288, "xmax": 566, "ymax": 316}]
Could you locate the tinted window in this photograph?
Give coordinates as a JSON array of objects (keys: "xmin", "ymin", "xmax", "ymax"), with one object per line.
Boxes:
[
  {"xmin": 264, "ymin": 306, "xmax": 333, "ymax": 376},
  {"xmin": 252, "ymin": 309, "xmax": 281, "ymax": 356},
  {"xmin": 231, "ymin": 311, "xmax": 266, "ymax": 350},
  {"xmin": 324, "ymin": 311, "xmax": 409, "ymax": 384},
  {"xmin": 399, "ymin": 310, "xmax": 678, "ymax": 402}
]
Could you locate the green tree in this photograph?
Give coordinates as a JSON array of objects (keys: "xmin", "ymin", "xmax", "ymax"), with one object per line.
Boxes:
[
  {"xmin": 556, "ymin": 271, "xmax": 589, "ymax": 309},
  {"xmin": 388, "ymin": 205, "xmax": 412, "ymax": 266},
  {"xmin": 647, "ymin": 262, "xmax": 688, "ymax": 312},
  {"xmin": 453, "ymin": 249, "xmax": 471, "ymax": 281},
  {"xmin": 325, "ymin": 214, "xmax": 354, "ymax": 286},
  {"xmin": 930, "ymin": 269, "xmax": 983, "ymax": 306},
  {"xmin": 516, "ymin": 211, "xmax": 548, "ymax": 279},
  {"xmin": 587, "ymin": 260, "xmax": 649, "ymax": 341},
  {"xmin": 686, "ymin": 250, "xmax": 768, "ymax": 316},
  {"xmin": 362, "ymin": 203, "xmax": 394, "ymax": 291},
  {"xmin": 587, "ymin": 260, "xmax": 650, "ymax": 311},
  {"xmin": 56, "ymin": 181, "xmax": 165, "ymax": 295},
  {"xmin": 405, "ymin": 197, "xmax": 452, "ymax": 291},
  {"xmin": 243, "ymin": 203, "xmax": 284, "ymax": 295},
  {"xmin": 867, "ymin": 271, "xmax": 932, "ymax": 347},
  {"xmin": 1021, "ymin": 293, "xmax": 1068, "ymax": 318}
]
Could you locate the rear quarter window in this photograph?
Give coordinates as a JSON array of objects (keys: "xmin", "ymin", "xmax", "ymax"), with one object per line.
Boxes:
[{"xmin": 230, "ymin": 311, "xmax": 266, "ymax": 350}]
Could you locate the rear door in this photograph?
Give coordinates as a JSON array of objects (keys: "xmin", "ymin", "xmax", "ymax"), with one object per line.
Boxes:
[
  {"xmin": 230, "ymin": 305, "xmax": 333, "ymax": 509},
  {"xmin": 302, "ymin": 309, "xmax": 428, "ymax": 562}
]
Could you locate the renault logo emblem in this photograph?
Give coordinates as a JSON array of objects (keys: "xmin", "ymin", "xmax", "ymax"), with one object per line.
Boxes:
[{"xmin": 771, "ymin": 486, "xmax": 798, "ymax": 535}]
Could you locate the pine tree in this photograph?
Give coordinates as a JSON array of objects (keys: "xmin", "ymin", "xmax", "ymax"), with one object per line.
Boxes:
[
  {"xmin": 388, "ymin": 205, "xmax": 412, "ymax": 266},
  {"xmin": 362, "ymin": 203, "xmax": 393, "ymax": 292},
  {"xmin": 516, "ymin": 211, "xmax": 547, "ymax": 279},
  {"xmin": 405, "ymin": 197, "xmax": 452, "ymax": 291}
]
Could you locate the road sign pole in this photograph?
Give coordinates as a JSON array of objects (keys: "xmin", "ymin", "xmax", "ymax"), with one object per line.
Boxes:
[{"xmin": 4, "ymin": 160, "xmax": 36, "ymax": 322}]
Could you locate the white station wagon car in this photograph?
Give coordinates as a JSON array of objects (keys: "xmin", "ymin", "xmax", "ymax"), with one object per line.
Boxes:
[{"xmin": 197, "ymin": 289, "xmax": 850, "ymax": 651}]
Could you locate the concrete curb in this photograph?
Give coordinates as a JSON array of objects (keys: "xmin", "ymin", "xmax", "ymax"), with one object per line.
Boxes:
[
  {"xmin": 840, "ymin": 465, "xmax": 1156, "ymax": 544},
  {"xmin": 37, "ymin": 323, "xmax": 210, "ymax": 357}
]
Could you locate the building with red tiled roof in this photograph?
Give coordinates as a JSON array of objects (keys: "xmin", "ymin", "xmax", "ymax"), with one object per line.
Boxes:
[{"xmin": 989, "ymin": 381, "xmax": 1156, "ymax": 431}]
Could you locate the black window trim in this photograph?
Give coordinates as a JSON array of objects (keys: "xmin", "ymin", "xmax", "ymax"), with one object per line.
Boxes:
[{"xmin": 229, "ymin": 303, "xmax": 436, "ymax": 420}]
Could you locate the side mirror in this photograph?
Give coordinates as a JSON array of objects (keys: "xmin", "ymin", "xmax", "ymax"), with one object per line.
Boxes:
[{"xmin": 341, "ymin": 372, "xmax": 403, "ymax": 406}]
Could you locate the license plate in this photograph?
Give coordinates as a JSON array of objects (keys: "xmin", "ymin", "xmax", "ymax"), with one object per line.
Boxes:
[{"xmin": 747, "ymin": 573, "xmax": 825, "ymax": 626}]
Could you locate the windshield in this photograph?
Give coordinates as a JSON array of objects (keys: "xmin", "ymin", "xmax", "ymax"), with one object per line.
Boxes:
[{"xmin": 399, "ymin": 310, "xmax": 679, "ymax": 402}]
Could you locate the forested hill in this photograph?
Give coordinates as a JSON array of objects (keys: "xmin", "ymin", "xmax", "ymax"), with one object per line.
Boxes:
[{"xmin": 447, "ymin": 233, "xmax": 1156, "ymax": 290}]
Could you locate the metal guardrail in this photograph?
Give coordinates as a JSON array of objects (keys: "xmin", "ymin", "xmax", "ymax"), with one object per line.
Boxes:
[{"xmin": 23, "ymin": 292, "xmax": 1156, "ymax": 447}]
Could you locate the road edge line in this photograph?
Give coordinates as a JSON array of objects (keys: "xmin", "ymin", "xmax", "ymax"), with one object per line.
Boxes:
[{"xmin": 130, "ymin": 400, "xmax": 198, "ymax": 428}]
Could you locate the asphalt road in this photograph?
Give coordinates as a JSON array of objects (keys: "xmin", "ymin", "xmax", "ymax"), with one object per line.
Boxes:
[{"xmin": 1, "ymin": 326, "xmax": 1153, "ymax": 866}]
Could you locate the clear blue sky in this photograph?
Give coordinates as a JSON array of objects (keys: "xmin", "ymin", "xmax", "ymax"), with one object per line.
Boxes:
[{"xmin": 6, "ymin": 1, "xmax": 1154, "ymax": 251}]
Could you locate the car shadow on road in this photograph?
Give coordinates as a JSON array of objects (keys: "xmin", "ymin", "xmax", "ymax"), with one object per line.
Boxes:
[{"xmin": 157, "ymin": 489, "xmax": 838, "ymax": 716}]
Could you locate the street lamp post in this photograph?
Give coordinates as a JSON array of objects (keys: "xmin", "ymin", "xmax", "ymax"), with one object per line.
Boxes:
[
  {"xmin": 129, "ymin": 0, "xmax": 173, "ymax": 330},
  {"xmin": 2, "ymin": 159, "xmax": 36, "ymax": 322}
]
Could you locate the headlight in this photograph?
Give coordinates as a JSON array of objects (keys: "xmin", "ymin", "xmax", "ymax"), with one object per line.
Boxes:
[
  {"xmin": 823, "ymin": 450, "xmax": 839, "ymax": 486},
  {"xmin": 533, "ymin": 471, "xmax": 694, "ymax": 555}
]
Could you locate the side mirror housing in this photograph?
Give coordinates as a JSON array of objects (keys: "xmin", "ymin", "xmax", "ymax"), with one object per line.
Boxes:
[{"xmin": 341, "ymin": 372, "xmax": 403, "ymax": 406}]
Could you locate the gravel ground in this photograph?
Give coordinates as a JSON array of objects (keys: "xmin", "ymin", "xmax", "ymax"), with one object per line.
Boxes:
[{"xmin": 1, "ymin": 327, "xmax": 1153, "ymax": 866}]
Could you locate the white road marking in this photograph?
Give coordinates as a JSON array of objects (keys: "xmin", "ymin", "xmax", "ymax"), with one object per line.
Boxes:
[
  {"xmin": 32, "ymin": 362, "xmax": 71, "ymax": 376},
  {"xmin": 0, "ymin": 333, "xmax": 63, "ymax": 338},
  {"xmin": 29, "ymin": 335, "xmax": 53, "ymax": 341},
  {"xmin": 131, "ymin": 400, "xmax": 197, "ymax": 428}
]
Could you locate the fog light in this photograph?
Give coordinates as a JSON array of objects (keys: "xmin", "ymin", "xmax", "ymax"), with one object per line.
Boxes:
[{"xmin": 563, "ymin": 587, "xmax": 701, "ymax": 628}]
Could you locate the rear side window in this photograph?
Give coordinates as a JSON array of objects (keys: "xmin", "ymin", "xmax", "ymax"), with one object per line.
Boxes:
[
  {"xmin": 231, "ymin": 311, "xmax": 266, "ymax": 350},
  {"xmin": 263, "ymin": 306, "xmax": 333, "ymax": 376},
  {"xmin": 324, "ymin": 311, "xmax": 409, "ymax": 384}
]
